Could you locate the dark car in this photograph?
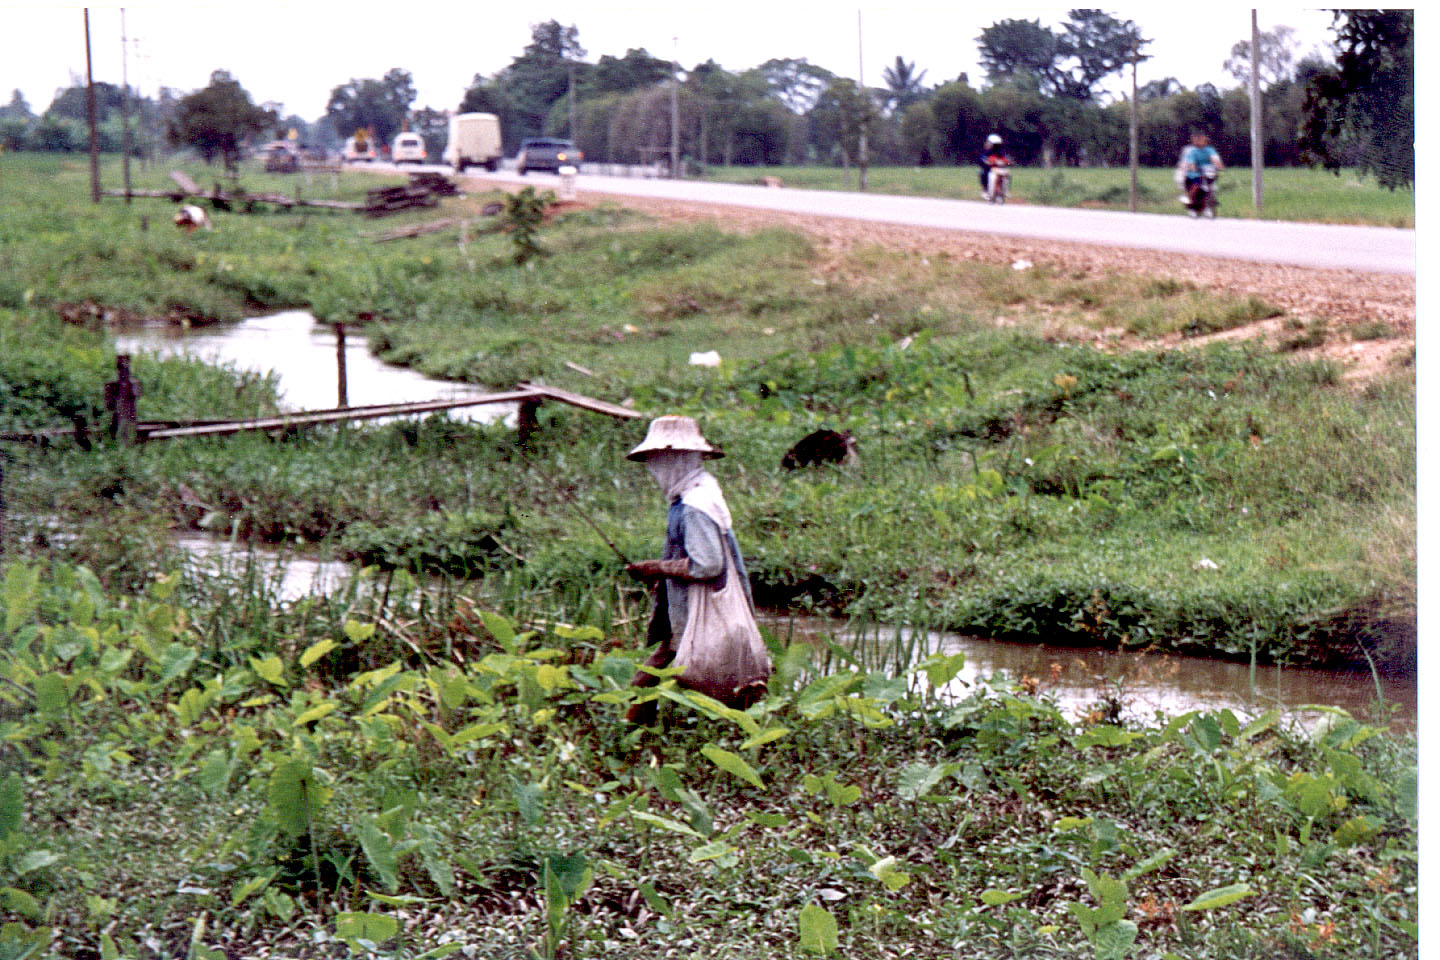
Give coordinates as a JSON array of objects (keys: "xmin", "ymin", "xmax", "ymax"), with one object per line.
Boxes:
[{"xmin": 516, "ymin": 138, "xmax": 582, "ymax": 175}]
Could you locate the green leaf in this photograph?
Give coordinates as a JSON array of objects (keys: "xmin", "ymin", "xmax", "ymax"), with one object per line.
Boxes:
[
  {"xmin": 478, "ymin": 611, "xmax": 516, "ymax": 651},
  {"xmin": 917, "ymin": 651, "xmax": 966, "ymax": 689},
  {"xmin": 981, "ymin": 888, "xmax": 1025, "ymax": 906},
  {"xmin": 0, "ymin": 887, "xmax": 41, "ymax": 920},
  {"xmin": 356, "ymin": 817, "xmax": 399, "ymax": 893},
  {"xmin": 798, "ymin": 903, "xmax": 839, "ymax": 956},
  {"xmin": 701, "ymin": 745, "xmax": 764, "ymax": 789},
  {"xmin": 267, "ymin": 759, "xmax": 327, "ymax": 837},
  {"xmin": 343, "ymin": 619, "xmax": 377, "ymax": 643},
  {"xmin": 631, "ymin": 810, "xmax": 703, "ymax": 840},
  {"xmin": 298, "ymin": 639, "xmax": 336, "ymax": 668},
  {"xmin": 15, "ymin": 849, "xmax": 59, "ymax": 875},
  {"xmin": 1181, "ymin": 883, "xmax": 1254, "ymax": 911},
  {"xmin": 1093, "ymin": 918, "xmax": 1139, "ymax": 960},
  {"xmin": 687, "ymin": 840, "xmax": 737, "ymax": 863},
  {"xmin": 33, "ymin": 673, "xmax": 68, "ymax": 713},
  {"xmin": 740, "ymin": 726, "xmax": 790, "ymax": 750},
  {"xmin": 0, "ymin": 773, "xmax": 22, "ymax": 842},
  {"xmin": 639, "ymin": 882, "xmax": 673, "ymax": 918},
  {"xmin": 335, "ymin": 911, "xmax": 398, "ymax": 944},
  {"xmin": 293, "ymin": 701, "xmax": 338, "ymax": 726},
  {"xmin": 543, "ymin": 851, "xmax": 592, "ymax": 904},
  {"xmin": 897, "ymin": 761, "xmax": 955, "ymax": 801},
  {"xmin": 249, "ymin": 655, "xmax": 287, "ymax": 687},
  {"xmin": 231, "ymin": 875, "xmax": 271, "ymax": 907}
]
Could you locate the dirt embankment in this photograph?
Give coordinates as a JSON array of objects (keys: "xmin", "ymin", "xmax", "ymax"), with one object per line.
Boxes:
[{"xmin": 582, "ymin": 191, "xmax": 1416, "ymax": 386}]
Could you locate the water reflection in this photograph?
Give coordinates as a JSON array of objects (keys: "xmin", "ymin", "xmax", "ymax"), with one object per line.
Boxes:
[
  {"xmin": 114, "ymin": 310, "xmax": 515, "ymax": 424},
  {"xmin": 762, "ymin": 615, "xmax": 1415, "ymax": 730}
]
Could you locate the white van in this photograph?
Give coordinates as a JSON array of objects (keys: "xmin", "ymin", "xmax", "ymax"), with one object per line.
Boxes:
[
  {"xmin": 442, "ymin": 113, "xmax": 502, "ymax": 172},
  {"xmin": 391, "ymin": 132, "xmax": 427, "ymax": 164},
  {"xmin": 342, "ymin": 135, "xmax": 376, "ymax": 163}
]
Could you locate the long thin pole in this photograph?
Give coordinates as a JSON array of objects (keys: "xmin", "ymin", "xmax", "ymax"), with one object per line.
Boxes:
[
  {"xmin": 84, "ymin": 8, "xmax": 100, "ymax": 203},
  {"xmin": 1250, "ymin": 10, "xmax": 1264, "ymax": 213},
  {"xmin": 1128, "ymin": 42, "xmax": 1139, "ymax": 212},
  {"xmin": 121, "ymin": 8, "xmax": 132, "ymax": 203},
  {"xmin": 857, "ymin": 9, "xmax": 868, "ymax": 192},
  {"xmin": 670, "ymin": 37, "xmax": 680, "ymax": 178}
]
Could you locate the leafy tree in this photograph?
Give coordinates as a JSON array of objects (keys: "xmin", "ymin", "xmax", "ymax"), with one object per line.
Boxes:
[
  {"xmin": 978, "ymin": 10, "xmax": 1146, "ymax": 102},
  {"xmin": 1224, "ymin": 25, "xmax": 1299, "ymax": 89},
  {"xmin": 44, "ymin": 80, "xmax": 126, "ymax": 123},
  {"xmin": 166, "ymin": 70, "xmax": 276, "ymax": 170},
  {"xmin": 881, "ymin": 57, "xmax": 929, "ymax": 115},
  {"xmin": 494, "ymin": 20, "xmax": 585, "ymax": 141},
  {"xmin": 1301, "ymin": 10, "xmax": 1412, "ymax": 189},
  {"xmin": 897, "ymin": 102, "xmax": 936, "ymax": 164},
  {"xmin": 809, "ymin": 78, "xmax": 878, "ymax": 166},
  {"xmin": 749, "ymin": 57, "xmax": 835, "ymax": 114},
  {"xmin": 1138, "ymin": 77, "xmax": 1180, "ymax": 102},
  {"xmin": 590, "ymin": 49, "xmax": 672, "ymax": 96},
  {"xmin": 325, "ymin": 68, "xmax": 416, "ymax": 147},
  {"xmin": 410, "ymin": 106, "xmax": 449, "ymax": 160},
  {"xmin": 1, "ymin": 89, "xmax": 33, "ymax": 121}
]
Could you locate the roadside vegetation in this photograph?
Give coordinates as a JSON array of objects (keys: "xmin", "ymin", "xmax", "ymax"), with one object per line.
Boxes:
[
  {"xmin": 0, "ymin": 151, "xmax": 1417, "ymax": 956},
  {"xmin": 696, "ymin": 164, "xmax": 1416, "ymax": 228}
]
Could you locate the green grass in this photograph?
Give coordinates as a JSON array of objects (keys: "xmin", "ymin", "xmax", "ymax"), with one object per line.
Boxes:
[
  {"xmin": 0, "ymin": 150, "xmax": 1419, "ymax": 958},
  {"xmin": 0, "ymin": 149, "xmax": 1416, "ymax": 669},
  {"xmin": 696, "ymin": 164, "xmax": 1416, "ymax": 228},
  {"xmin": 0, "ymin": 561, "xmax": 1419, "ymax": 959}
]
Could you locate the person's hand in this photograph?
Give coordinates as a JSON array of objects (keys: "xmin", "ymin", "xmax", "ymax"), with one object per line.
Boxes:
[{"xmin": 626, "ymin": 559, "xmax": 690, "ymax": 581}]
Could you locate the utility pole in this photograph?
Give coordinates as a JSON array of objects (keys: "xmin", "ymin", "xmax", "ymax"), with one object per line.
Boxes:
[
  {"xmin": 1128, "ymin": 40, "xmax": 1139, "ymax": 212},
  {"xmin": 567, "ymin": 60, "xmax": 576, "ymax": 141},
  {"xmin": 670, "ymin": 37, "xmax": 680, "ymax": 178},
  {"xmin": 84, "ymin": 8, "xmax": 100, "ymax": 203},
  {"xmin": 120, "ymin": 8, "xmax": 132, "ymax": 203},
  {"xmin": 857, "ymin": 9, "xmax": 868, "ymax": 192},
  {"xmin": 1250, "ymin": 10, "xmax": 1264, "ymax": 214}
]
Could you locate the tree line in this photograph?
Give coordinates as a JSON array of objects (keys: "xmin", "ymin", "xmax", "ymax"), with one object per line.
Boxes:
[{"xmin": 0, "ymin": 10, "xmax": 1411, "ymax": 188}]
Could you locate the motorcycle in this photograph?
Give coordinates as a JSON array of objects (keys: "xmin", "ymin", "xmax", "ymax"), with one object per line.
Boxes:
[
  {"xmin": 985, "ymin": 161, "xmax": 1011, "ymax": 204},
  {"xmin": 1181, "ymin": 164, "xmax": 1219, "ymax": 219}
]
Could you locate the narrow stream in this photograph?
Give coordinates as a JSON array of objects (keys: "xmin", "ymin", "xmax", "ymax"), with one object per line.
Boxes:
[
  {"xmin": 117, "ymin": 311, "xmax": 1415, "ymax": 730},
  {"xmin": 114, "ymin": 310, "xmax": 515, "ymax": 423}
]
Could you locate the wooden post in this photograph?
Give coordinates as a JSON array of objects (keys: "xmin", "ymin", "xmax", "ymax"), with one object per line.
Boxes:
[
  {"xmin": 104, "ymin": 354, "xmax": 141, "ymax": 444},
  {"xmin": 517, "ymin": 398, "xmax": 541, "ymax": 446},
  {"xmin": 84, "ymin": 8, "xmax": 101, "ymax": 204},
  {"xmin": 335, "ymin": 321, "xmax": 349, "ymax": 408},
  {"xmin": 1250, "ymin": 9, "xmax": 1264, "ymax": 214}
]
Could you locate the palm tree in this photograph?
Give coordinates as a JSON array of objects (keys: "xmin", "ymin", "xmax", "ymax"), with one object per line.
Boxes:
[{"xmin": 882, "ymin": 56, "xmax": 929, "ymax": 114}]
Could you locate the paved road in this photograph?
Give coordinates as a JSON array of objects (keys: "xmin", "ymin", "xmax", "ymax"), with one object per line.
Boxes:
[{"xmin": 443, "ymin": 166, "xmax": 1414, "ymax": 276}]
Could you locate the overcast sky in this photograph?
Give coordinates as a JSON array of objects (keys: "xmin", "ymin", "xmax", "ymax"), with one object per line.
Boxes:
[{"xmin": 3, "ymin": 3, "xmax": 1341, "ymax": 121}]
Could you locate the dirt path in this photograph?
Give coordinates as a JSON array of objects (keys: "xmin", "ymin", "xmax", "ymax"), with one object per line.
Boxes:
[{"xmin": 582, "ymin": 190, "xmax": 1416, "ymax": 386}]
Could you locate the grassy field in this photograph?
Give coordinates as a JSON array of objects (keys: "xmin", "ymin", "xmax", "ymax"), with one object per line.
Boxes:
[
  {"xmin": 696, "ymin": 164, "xmax": 1417, "ymax": 228},
  {"xmin": 0, "ymin": 149, "xmax": 1418, "ymax": 956}
]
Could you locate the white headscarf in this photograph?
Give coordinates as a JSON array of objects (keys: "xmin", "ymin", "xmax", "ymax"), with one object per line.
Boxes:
[{"xmin": 645, "ymin": 450, "xmax": 706, "ymax": 503}]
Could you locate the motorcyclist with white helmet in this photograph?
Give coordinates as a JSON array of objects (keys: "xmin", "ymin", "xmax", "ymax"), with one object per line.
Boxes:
[{"xmin": 979, "ymin": 133, "xmax": 1012, "ymax": 201}]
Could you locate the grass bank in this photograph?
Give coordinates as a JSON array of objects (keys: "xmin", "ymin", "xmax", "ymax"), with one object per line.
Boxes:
[
  {"xmin": 695, "ymin": 164, "xmax": 1416, "ymax": 228},
  {"xmin": 0, "ymin": 151, "xmax": 1416, "ymax": 669}
]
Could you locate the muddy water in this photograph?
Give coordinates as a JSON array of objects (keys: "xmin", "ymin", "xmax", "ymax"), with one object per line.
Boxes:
[
  {"xmin": 118, "ymin": 311, "xmax": 1414, "ymax": 729},
  {"xmin": 114, "ymin": 310, "xmax": 515, "ymax": 424},
  {"xmin": 764, "ymin": 616, "xmax": 1415, "ymax": 729}
]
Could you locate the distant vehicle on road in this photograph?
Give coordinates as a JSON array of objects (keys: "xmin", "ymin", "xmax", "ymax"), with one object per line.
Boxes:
[
  {"xmin": 263, "ymin": 143, "xmax": 299, "ymax": 173},
  {"xmin": 517, "ymin": 137, "xmax": 581, "ymax": 175},
  {"xmin": 343, "ymin": 135, "xmax": 376, "ymax": 163},
  {"xmin": 442, "ymin": 113, "xmax": 502, "ymax": 172},
  {"xmin": 391, "ymin": 132, "xmax": 427, "ymax": 164}
]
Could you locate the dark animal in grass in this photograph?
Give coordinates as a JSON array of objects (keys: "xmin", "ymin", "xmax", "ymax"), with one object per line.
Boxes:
[{"xmin": 780, "ymin": 429, "xmax": 858, "ymax": 470}]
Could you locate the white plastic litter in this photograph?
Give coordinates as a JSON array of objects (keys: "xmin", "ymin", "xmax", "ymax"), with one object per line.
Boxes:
[
  {"xmin": 689, "ymin": 350, "xmax": 722, "ymax": 367},
  {"xmin": 1012, "ymin": 259, "xmax": 1033, "ymax": 271}
]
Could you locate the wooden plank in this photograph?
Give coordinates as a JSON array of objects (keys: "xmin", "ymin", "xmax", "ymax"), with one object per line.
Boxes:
[
  {"xmin": 169, "ymin": 170, "xmax": 200, "ymax": 194},
  {"xmin": 517, "ymin": 381, "xmax": 646, "ymax": 419},
  {"xmin": 139, "ymin": 389, "xmax": 546, "ymax": 440}
]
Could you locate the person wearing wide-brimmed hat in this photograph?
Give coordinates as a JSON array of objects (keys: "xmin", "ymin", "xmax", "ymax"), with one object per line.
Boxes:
[{"xmin": 624, "ymin": 415, "xmax": 771, "ymax": 723}]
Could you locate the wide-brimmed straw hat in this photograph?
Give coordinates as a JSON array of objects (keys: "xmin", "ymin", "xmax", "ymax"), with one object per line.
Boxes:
[{"xmin": 627, "ymin": 415, "xmax": 724, "ymax": 461}]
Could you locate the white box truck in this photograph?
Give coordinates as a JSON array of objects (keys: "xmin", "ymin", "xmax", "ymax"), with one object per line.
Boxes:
[{"xmin": 442, "ymin": 113, "xmax": 502, "ymax": 172}]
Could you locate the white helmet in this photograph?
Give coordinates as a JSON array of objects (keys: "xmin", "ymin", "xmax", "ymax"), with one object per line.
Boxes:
[{"xmin": 986, "ymin": 134, "xmax": 1003, "ymax": 146}]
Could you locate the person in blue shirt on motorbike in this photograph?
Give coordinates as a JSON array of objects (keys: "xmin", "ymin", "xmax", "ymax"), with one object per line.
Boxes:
[{"xmin": 1179, "ymin": 130, "xmax": 1223, "ymax": 209}]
